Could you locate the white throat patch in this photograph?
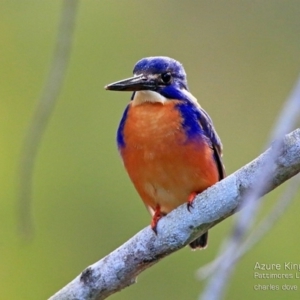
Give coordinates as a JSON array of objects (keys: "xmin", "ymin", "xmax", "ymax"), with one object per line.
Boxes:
[{"xmin": 132, "ymin": 90, "xmax": 167, "ymax": 106}]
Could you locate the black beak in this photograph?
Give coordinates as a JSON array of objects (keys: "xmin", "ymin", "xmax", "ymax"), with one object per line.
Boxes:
[{"xmin": 105, "ymin": 74, "xmax": 156, "ymax": 91}]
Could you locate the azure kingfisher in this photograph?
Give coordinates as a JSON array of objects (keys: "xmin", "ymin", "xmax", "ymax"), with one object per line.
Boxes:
[{"xmin": 105, "ymin": 56, "xmax": 225, "ymax": 249}]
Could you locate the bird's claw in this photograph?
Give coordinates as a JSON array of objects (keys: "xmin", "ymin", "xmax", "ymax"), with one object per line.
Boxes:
[
  {"xmin": 151, "ymin": 205, "xmax": 162, "ymax": 235},
  {"xmin": 187, "ymin": 192, "xmax": 197, "ymax": 212}
]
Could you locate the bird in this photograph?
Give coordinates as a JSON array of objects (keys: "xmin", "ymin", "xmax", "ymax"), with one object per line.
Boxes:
[{"xmin": 105, "ymin": 56, "xmax": 225, "ymax": 249}]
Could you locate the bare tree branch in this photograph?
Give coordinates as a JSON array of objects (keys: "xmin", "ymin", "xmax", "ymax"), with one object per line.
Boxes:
[
  {"xmin": 48, "ymin": 128, "xmax": 300, "ymax": 300},
  {"xmin": 18, "ymin": 0, "xmax": 79, "ymax": 237}
]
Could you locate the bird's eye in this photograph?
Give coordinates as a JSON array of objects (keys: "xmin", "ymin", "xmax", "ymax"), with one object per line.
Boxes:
[{"xmin": 161, "ymin": 72, "xmax": 172, "ymax": 84}]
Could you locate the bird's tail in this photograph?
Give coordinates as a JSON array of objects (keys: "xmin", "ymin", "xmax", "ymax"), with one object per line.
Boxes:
[{"xmin": 189, "ymin": 231, "xmax": 208, "ymax": 250}]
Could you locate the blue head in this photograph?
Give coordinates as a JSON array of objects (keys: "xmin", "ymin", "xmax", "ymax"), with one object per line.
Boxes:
[
  {"xmin": 105, "ymin": 56, "xmax": 192, "ymax": 101},
  {"xmin": 133, "ymin": 56, "xmax": 188, "ymax": 91}
]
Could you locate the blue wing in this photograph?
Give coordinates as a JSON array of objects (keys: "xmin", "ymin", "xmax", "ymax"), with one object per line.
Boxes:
[{"xmin": 197, "ymin": 107, "xmax": 225, "ymax": 180}]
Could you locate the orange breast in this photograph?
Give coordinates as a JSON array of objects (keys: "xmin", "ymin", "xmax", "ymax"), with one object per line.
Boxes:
[{"xmin": 120, "ymin": 101, "xmax": 219, "ymax": 214}]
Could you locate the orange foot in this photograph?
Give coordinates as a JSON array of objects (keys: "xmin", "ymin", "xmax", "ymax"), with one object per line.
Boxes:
[
  {"xmin": 187, "ymin": 192, "xmax": 198, "ymax": 212},
  {"xmin": 151, "ymin": 205, "xmax": 163, "ymax": 234}
]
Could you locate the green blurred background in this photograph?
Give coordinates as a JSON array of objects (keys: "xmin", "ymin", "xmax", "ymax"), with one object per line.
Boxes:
[{"xmin": 1, "ymin": 1, "xmax": 300, "ymax": 299}]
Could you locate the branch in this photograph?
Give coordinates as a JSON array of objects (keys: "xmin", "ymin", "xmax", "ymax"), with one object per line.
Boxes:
[
  {"xmin": 18, "ymin": 0, "xmax": 79, "ymax": 237},
  {"xmin": 49, "ymin": 128, "xmax": 300, "ymax": 300}
]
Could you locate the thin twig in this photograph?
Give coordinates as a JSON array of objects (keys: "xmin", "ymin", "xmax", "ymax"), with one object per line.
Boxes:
[
  {"xmin": 200, "ymin": 75, "xmax": 300, "ymax": 300},
  {"xmin": 18, "ymin": 0, "xmax": 79, "ymax": 237}
]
